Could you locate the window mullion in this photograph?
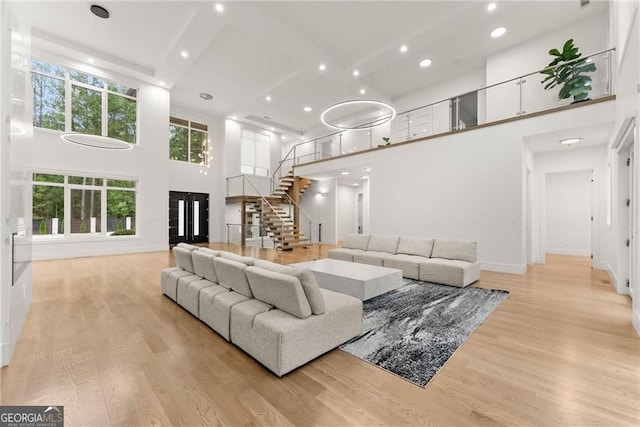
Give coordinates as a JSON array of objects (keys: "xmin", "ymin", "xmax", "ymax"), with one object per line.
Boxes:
[
  {"xmin": 64, "ymin": 184, "xmax": 70, "ymax": 237},
  {"xmin": 101, "ymin": 184, "xmax": 106, "ymax": 236},
  {"xmin": 102, "ymin": 87, "xmax": 108, "ymax": 137},
  {"xmin": 65, "ymin": 71, "xmax": 72, "ymax": 132},
  {"xmin": 187, "ymin": 124, "xmax": 191, "ymax": 163}
]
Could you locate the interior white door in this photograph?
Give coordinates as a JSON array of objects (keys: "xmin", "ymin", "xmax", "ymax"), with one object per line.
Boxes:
[{"xmin": 545, "ymin": 170, "xmax": 592, "ymax": 257}]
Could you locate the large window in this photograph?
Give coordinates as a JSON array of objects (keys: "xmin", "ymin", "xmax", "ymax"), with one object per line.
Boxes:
[
  {"xmin": 32, "ymin": 172, "xmax": 137, "ymax": 238},
  {"xmin": 241, "ymin": 128, "xmax": 270, "ymax": 176},
  {"xmin": 30, "ymin": 59, "xmax": 138, "ymax": 143},
  {"xmin": 169, "ymin": 116, "xmax": 208, "ymax": 164}
]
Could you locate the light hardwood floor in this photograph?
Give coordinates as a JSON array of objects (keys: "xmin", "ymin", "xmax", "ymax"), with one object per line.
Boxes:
[{"xmin": 1, "ymin": 244, "xmax": 638, "ymax": 426}]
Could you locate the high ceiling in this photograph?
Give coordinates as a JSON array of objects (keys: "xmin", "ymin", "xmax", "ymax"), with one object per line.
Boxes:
[{"xmin": 28, "ymin": 0, "xmax": 608, "ymax": 137}]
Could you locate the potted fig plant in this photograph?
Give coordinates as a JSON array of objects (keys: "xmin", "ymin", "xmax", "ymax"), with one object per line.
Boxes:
[{"xmin": 540, "ymin": 39, "xmax": 596, "ymax": 103}]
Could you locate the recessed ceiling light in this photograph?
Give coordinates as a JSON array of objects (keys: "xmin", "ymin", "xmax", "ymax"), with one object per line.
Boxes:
[
  {"xmin": 419, "ymin": 59, "xmax": 432, "ymax": 68},
  {"xmin": 353, "ymin": 69, "xmax": 360, "ymax": 77},
  {"xmin": 400, "ymin": 44, "xmax": 408, "ymax": 53},
  {"xmin": 491, "ymin": 27, "xmax": 507, "ymax": 38},
  {"xmin": 559, "ymin": 137, "xmax": 582, "ymax": 145},
  {"xmin": 364, "ymin": 167, "xmax": 371, "ymax": 172},
  {"xmin": 353, "ymin": 183, "xmax": 359, "ymax": 186},
  {"xmin": 266, "ymin": 95, "xmax": 271, "ymax": 102},
  {"xmin": 215, "ymin": 3, "xmax": 224, "ymax": 12},
  {"xmin": 303, "ymin": 106, "xmax": 312, "ymax": 112},
  {"xmin": 87, "ymin": 57, "xmax": 95, "ymax": 64},
  {"xmin": 281, "ymin": 135, "xmax": 286, "ymax": 140},
  {"xmin": 199, "ymin": 92, "xmax": 213, "ymax": 100},
  {"xmin": 361, "ymin": 175, "xmax": 368, "ymax": 179},
  {"xmin": 319, "ymin": 63, "xmax": 326, "ymax": 71},
  {"xmin": 360, "ymin": 88, "xmax": 366, "ymax": 95},
  {"xmin": 90, "ymin": 4, "xmax": 110, "ymax": 19},
  {"xmin": 341, "ymin": 171, "xmax": 350, "ymax": 175},
  {"xmin": 159, "ymin": 81, "xmax": 165, "ymax": 87},
  {"xmin": 180, "ymin": 51, "xmax": 189, "ymax": 58},
  {"xmin": 487, "ymin": 2, "xmax": 497, "ymax": 11},
  {"xmin": 270, "ymin": 127, "xmax": 275, "ymax": 131},
  {"xmin": 230, "ymin": 116, "xmax": 237, "ymax": 120}
]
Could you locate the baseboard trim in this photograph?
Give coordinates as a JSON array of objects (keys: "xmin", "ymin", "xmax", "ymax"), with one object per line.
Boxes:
[
  {"xmin": 546, "ymin": 248, "xmax": 591, "ymax": 256},
  {"xmin": 33, "ymin": 244, "xmax": 169, "ymax": 260},
  {"xmin": 633, "ymin": 308, "xmax": 640, "ymax": 336},
  {"xmin": 481, "ymin": 262, "xmax": 527, "ymax": 275}
]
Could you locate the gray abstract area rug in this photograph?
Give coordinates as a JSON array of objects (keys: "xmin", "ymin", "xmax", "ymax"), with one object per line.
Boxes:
[{"xmin": 340, "ymin": 280, "xmax": 509, "ymax": 387}]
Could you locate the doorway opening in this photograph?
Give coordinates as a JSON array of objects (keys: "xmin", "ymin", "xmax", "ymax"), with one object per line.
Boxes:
[
  {"xmin": 169, "ymin": 191, "xmax": 209, "ymax": 245},
  {"xmin": 544, "ymin": 170, "xmax": 594, "ymax": 262}
]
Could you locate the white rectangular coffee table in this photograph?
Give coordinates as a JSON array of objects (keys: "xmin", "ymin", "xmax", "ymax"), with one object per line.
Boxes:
[{"xmin": 290, "ymin": 258, "xmax": 403, "ymax": 301}]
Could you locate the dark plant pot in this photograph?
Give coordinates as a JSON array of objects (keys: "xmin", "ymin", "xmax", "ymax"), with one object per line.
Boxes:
[{"xmin": 571, "ymin": 98, "xmax": 591, "ymax": 104}]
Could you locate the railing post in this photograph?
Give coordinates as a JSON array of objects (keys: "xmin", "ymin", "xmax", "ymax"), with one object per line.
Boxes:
[
  {"xmin": 406, "ymin": 112, "xmax": 411, "ymax": 140},
  {"xmin": 226, "ymin": 223, "xmax": 229, "ymax": 244},
  {"xmin": 293, "ymin": 146, "xmax": 297, "ymax": 166},
  {"xmin": 226, "ymin": 177, "xmax": 229, "ymax": 197}
]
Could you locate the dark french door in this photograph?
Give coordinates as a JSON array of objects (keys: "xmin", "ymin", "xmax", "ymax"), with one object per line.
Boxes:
[{"xmin": 169, "ymin": 191, "xmax": 209, "ymax": 245}]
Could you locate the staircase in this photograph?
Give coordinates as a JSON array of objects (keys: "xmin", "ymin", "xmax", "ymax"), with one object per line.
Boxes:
[{"xmin": 250, "ymin": 200, "xmax": 310, "ymax": 250}]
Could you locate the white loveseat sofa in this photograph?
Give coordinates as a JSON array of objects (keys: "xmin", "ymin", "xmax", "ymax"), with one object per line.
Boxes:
[
  {"xmin": 328, "ymin": 234, "xmax": 481, "ymax": 287},
  {"xmin": 161, "ymin": 243, "xmax": 363, "ymax": 376}
]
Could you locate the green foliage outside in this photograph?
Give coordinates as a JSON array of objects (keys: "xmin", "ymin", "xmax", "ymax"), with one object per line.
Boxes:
[
  {"xmin": 169, "ymin": 125, "xmax": 189, "ymax": 161},
  {"xmin": 30, "ymin": 59, "xmax": 137, "ymax": 143},
  {"xmin": 117, "ymin": 221, "xmax": 124, "ymax": 232},
  {"xmin": 110, "ymin": 229, "xmax": 136, "ymax": 236},
  {"xmin": 80, "ymin": 221, "xmax": 87, "ymax": 233},
  {"xmin": 39, "ymin": 220, "xmax": 46, "ymax": 235},
  {"xmin": 190, "ymin": 129, "xmax": 205, "ymax": 164},
  {"xmin": 540, "ymin": 39, "xmax": 596, "ymax": 103}
]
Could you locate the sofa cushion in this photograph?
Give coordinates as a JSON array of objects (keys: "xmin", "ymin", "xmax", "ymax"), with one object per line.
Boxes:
[
  {"xmin": 173, "ymin": 246, "xmax": 195, "ymax": 273},
  {"xmin": 431, "ymin": 239, "xmax": 477, "ymax": 263},
  {"xmin": 245, "ymin": 289, "xmax": 362, "ymax": 376},
  {"xmin": 353, "ymin": 251, "xmax": 391, "ymax": 267},
  {"xmin": 213, "ymin": 257, "xmax": 253, "ymax": 297},
  {"xmin": 342, "ymin": 234, "xmax": 370, "ymax": 250},
  {"xmin": 199, "ymin": 290, "xmax": 249, "ymax": 341},
  {"xmin": 253, "ymin": 260, "xmax": 326, "ymax": 314},
  {"xmin": 178, "ymin": 279, "xmax": 216, "ymax": 317},
  {"xmin": 327, "ymin": 248, "xmax": 365, "ymax": 262},
  {"xmin": 245, "ymin": 267, "xmax": 312, "ymax": 319},
  {"xmin": 384, "ymin": 254, "xmax": 426, "ymax": 280},
  {"xmin": 367, "ymin": 235, "xmax": 400, "ymax": 254},
  {"xmin": 199, "ymin": 247, "xmax": 221, "ymax": 256},
  {"xmin": 396, "ymin": 237, "xmax": 434, "ymax": 258},
  {"xmin": 218, "ymin": 251, "xmax": 255, "ymax": 266},
  {"xmin": 191, "ymin": 251, "xmax": 218, "ymax": 282},
  {"xmin": 419, "ymin": 258, "xmax": 481, "ymax": 287},
  {"xmin": 177, "ymin": 242, "xmax": 200, "ymax": 251}
]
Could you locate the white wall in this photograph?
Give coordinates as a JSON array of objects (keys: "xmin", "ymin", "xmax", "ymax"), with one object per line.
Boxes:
[
  {"xmin": 609, "ymin": 0, "xmax": 640, "ymax": 334},
  {"xmin": 1, "ymin": 0, "xmax": 33, "ymax": 366},
  {"xmin": 299, "ymin": 178, "xmax": 337, "ymax": 244},
  {"xmin": 337, "ymin": 184, "xmax": 358, "ymax": 239},
  {"xmin": 545, "ymin": 170, "xmax": 593, "ymax": 256},
  {"xmin": 530, "ymin": 145, "xmax": 611, "ymax": 269},
  {"xmin": 297, "ymin": 96, "xmax": 616, "ymax": 274},
  {"xmin": 30, "ymin": 83, "xmax": 171, "ymax": 259},
  {"xmin": 168, "ymin": 108, "xmax": 225, "ymax": 242}
]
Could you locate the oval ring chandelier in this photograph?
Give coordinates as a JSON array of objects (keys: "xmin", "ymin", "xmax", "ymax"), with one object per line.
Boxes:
[
  {"xmin": 61, "ymin": 133, "xmax": 133, "ymax": 150},
  {"xmin": 320, "ymin": 99, "xmax": 397, "ymax": 131}
]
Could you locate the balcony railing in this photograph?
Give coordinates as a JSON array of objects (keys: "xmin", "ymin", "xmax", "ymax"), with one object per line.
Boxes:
[{"xmin": 273, "ymin": 48, "xmax": 615, "ymax": 179}]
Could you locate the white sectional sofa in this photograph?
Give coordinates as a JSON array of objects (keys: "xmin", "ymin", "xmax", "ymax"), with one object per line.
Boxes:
[
  {"xmin": 328, "ymin": 234, "xmax": 481, "ymax": 287},
  {"xmin": 161, "ymin": 243, "xmax": 363, "ymax": 377}
]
